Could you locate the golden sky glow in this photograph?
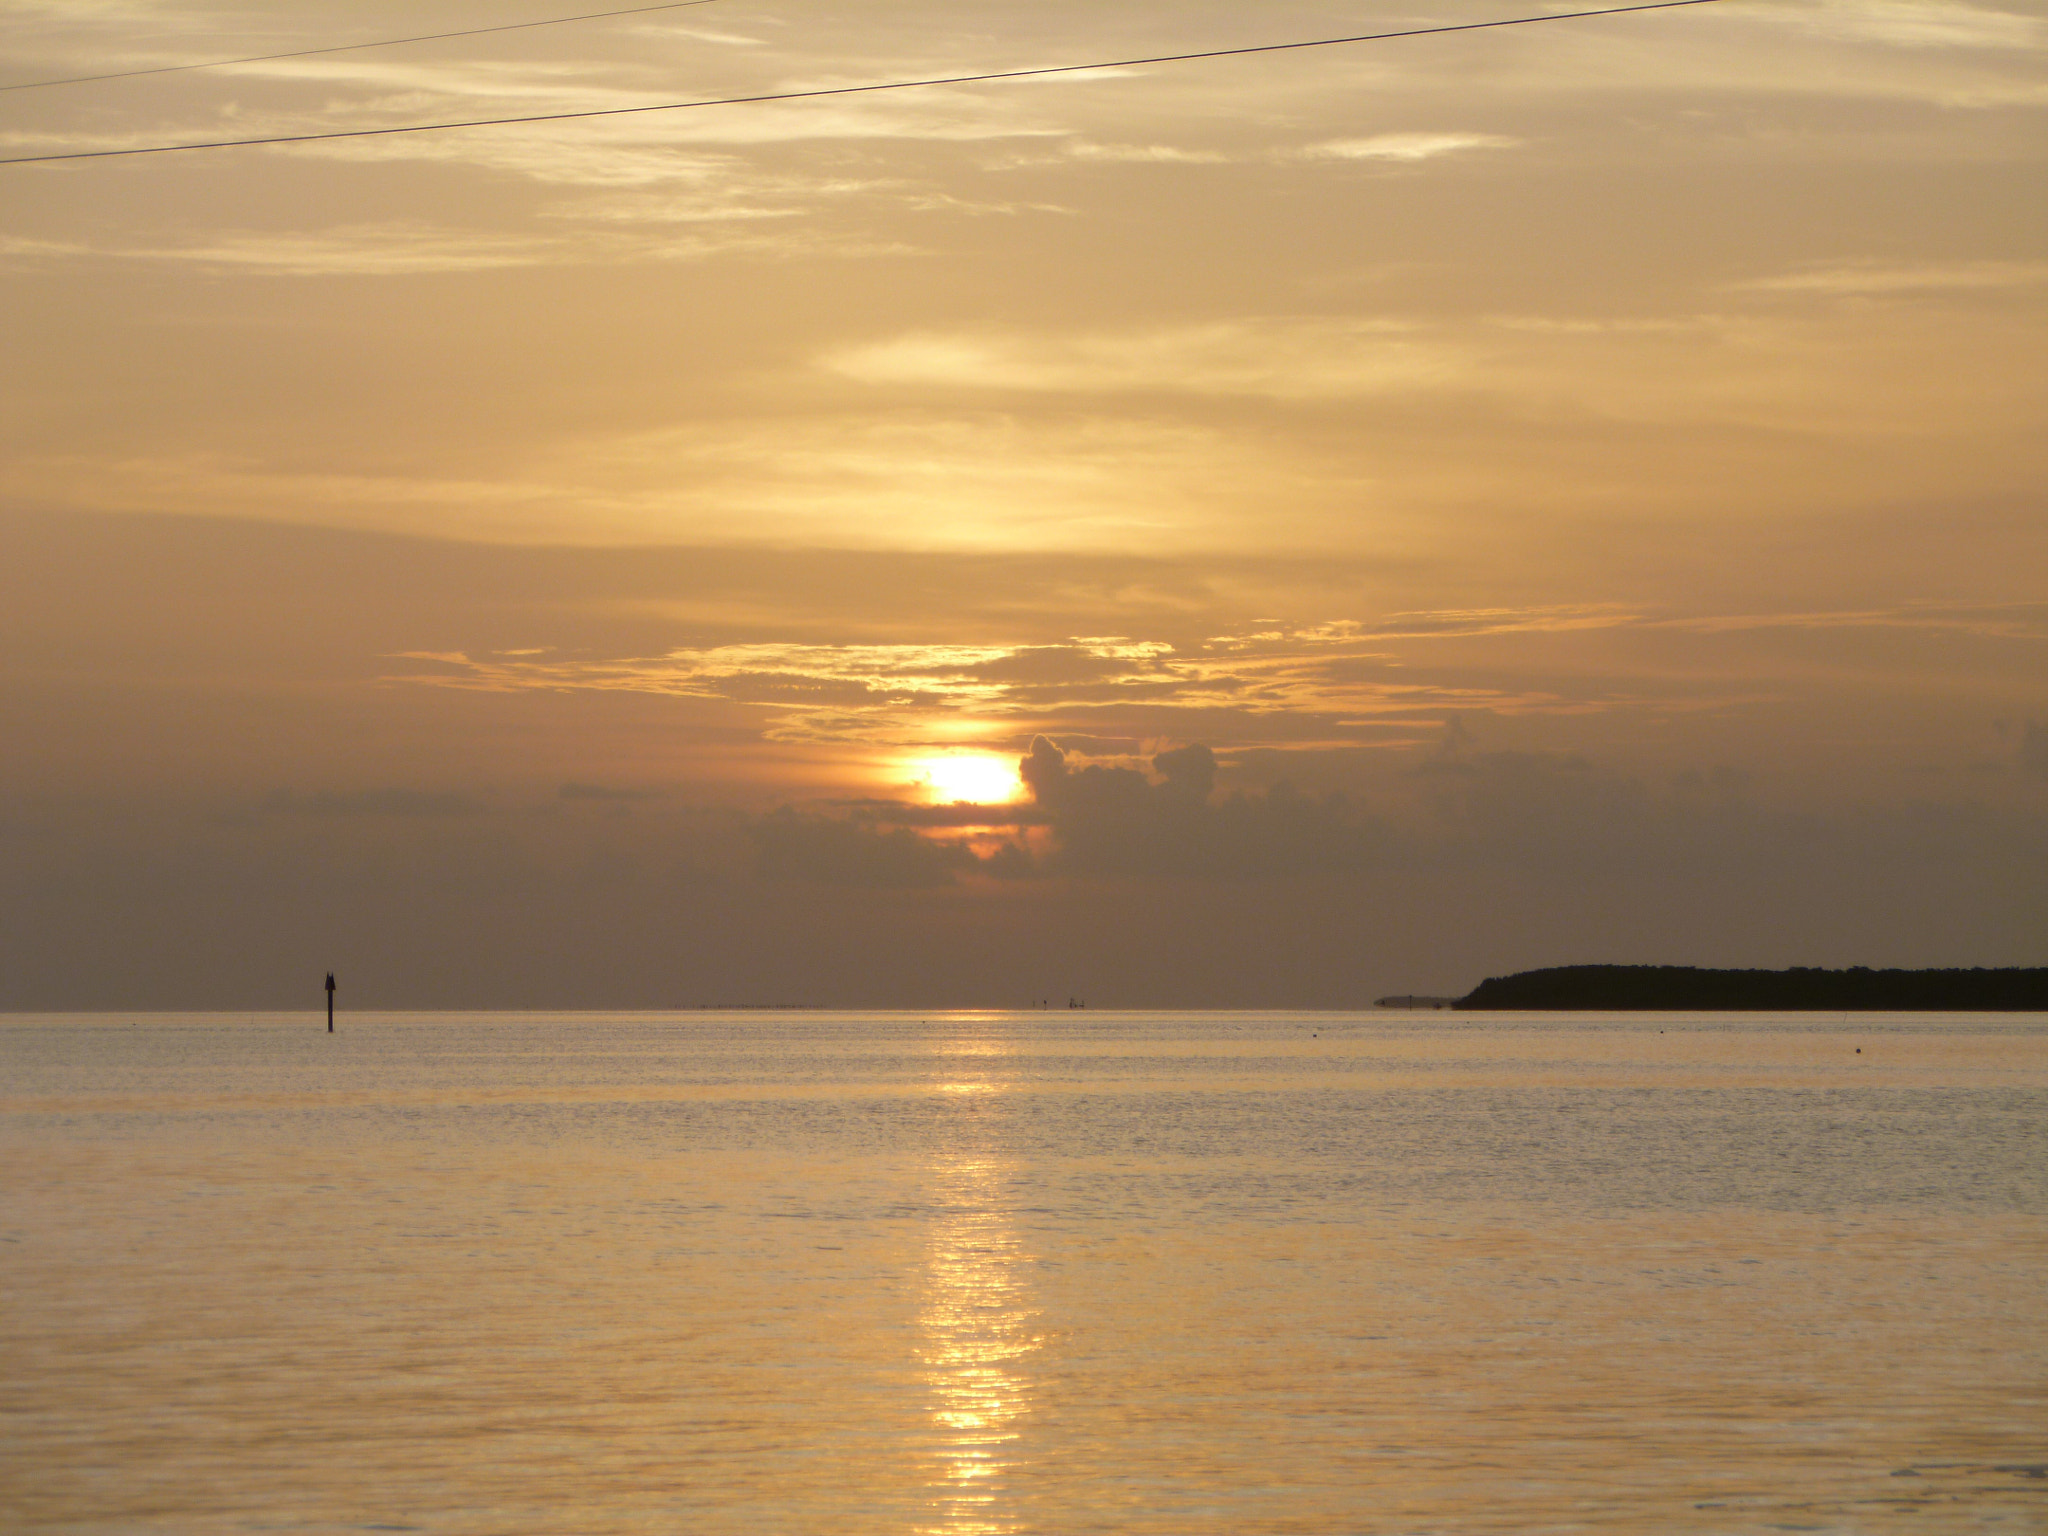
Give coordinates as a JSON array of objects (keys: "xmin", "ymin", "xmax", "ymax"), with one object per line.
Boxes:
[{"xmin": 2, "ymin": 0, "xmax": 2043, "ymax": 1005}]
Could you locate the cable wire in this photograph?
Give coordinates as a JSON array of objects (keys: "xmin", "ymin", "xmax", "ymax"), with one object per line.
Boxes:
[
  {"xmin": 2, "ymin": 0, "xmax": 723, "ymax": 93},
  {"xmin": 0, "ymin": 0, "xmax": 1731, "ymax": 168}
]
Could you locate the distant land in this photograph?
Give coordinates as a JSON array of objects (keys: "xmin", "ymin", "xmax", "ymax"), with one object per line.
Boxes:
[{"xmin": 1453, "ymin": 965, "xmax": 2048, "ymax": 1011}]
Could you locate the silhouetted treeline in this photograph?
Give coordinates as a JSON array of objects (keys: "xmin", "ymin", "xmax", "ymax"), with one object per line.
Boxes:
[{"xmin": 1458, "ymin": 965, "xmax": 2048, "ymax": 1011}]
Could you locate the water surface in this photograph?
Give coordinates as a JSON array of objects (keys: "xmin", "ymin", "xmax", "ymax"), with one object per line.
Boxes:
[{"xmin": 3, "ymin": 1010, "xmax": 2044, "ymax": 1533}]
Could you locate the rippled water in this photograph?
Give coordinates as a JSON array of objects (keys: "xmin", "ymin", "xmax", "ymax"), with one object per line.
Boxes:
[{"xmin": 3, "ymin": 1010, "xmax": 2044, "ymax": 1533}]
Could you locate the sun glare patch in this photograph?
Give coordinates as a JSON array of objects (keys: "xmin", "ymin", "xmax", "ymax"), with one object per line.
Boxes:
[{"xmin": 917, "ymin": 754, "xmax": 1021, "ymax": 805}]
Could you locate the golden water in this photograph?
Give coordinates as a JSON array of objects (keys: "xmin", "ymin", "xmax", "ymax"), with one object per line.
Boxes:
[{"xmin": 2, "ymin": 1011, "xmax": 2044, "ymax": 1532}]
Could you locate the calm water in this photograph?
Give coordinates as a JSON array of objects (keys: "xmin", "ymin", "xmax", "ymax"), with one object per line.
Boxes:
[{"xmin": 2, "ymin": 1011, "xmax": 2044, "ymax": 1534}]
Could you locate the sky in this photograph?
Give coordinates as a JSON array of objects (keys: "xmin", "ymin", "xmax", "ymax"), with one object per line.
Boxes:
[{"xmin": 3, "ymin": 0, "xmax": 2044, "ymax": 1008}]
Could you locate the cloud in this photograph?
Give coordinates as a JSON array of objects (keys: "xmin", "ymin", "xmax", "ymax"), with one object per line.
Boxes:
[
  {"xmin": 1293, "ymin": 133, "xmax": 1519, "ymax": 162},
  {"xmin": 4, "ymin": 35, "xmax": 1074, "ymax": 189},
  {"xmin": 559, "ymin": 782, "xmax": 666, "ymax": 802},
  {"xmin": 2020, "ymin": 720, "xmax": 2048, "ymax": 781},
  {"xmin": 260, "ymin": 788, "xmax": 481, "ymax": 817},
  {"xmin": 964, "ymin": 643, "xmax": 1168, "ymax": 685},
  {"xmin": 994, "ymin": 132, "xmax": 1518, "ymax": 173},
  {"xmin": 1303, "ymin": 607, "xmax": 1644, "ymax": 640},
  {"xmin": 233, "ymin": 57, "xmax": 1071, "ymax": 182},
  {"xmin": 816, "ymin": 303, "xmax": 2041, "ymax": 435},
  {"xmin": 1153, "ymin": 741, "xmax": 1219, "ymax": 800},
  {"xmin": 10, "ymin": 214, "xmax": 910, "ymax": 276},
  {"xmin": 399, "ymin": 599, "xmax": 2040, "ymax": 759},
  {"xmin": 1415, "ymin": 745, "xmax": 1661, "ymax": 869},
  {"xmin": 384, "ymin": 629, "xmax": 1566, "ymax": 752},
  {"xmin": 366, "ymin": 593, "xmax": 2048, "ymax": 807},
  {"xmin": 9, "ymin": 758, "xmax": 2043, "ymax": 1007},
  {"xmin": 1733, "ymin": 259, "xmax": 2048, "ymax": 295},
  {"xmin": 1654, "ymin": 601, "xmax": 2048, "ymax": 640},
  {"xmin": 750, "ymin": 807, "xmax": 1001, "ymax": 886},
  {"xmin": 1757, "ymin": 0, "xmax": 2048, "ymax": 52},
  {"xmin": 765, "ymin": 735, "xmax": 1384, "ymax": 885},
  {"xmin": 618, "ymin": 24, "xmax": 769, "ymax": 49},
  {"xmin": 1058, "ymin": 140, "xmax": 1230, "ymax": 163},
  {"xmin": 1017, "ymin": 736, "xmax": 1383, "ymax": 879},
  {"xmin": 125, "ymin": 225, "xmax": 571, "ymax": 277},
  {"xmin": 545, "ymin": 173, "xmax": 881, "ymax": 223},
  {"xmin": 0, "ymin": 237, "xmax": 91, "ymax": 264},
  {"xmin": 821, "ymin": 319, "xmax": 1467, "ymax": 400},
  {"xmin": 829, "ymin": 799, "xmax": 1048, "ymax": 829},
  {"xmin": 285, "ymin": 110, "xmax": 1054, "ymax": 192}
]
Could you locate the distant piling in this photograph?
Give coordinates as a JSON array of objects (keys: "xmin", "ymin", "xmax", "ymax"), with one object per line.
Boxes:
[{"xmin": 325, "ymin": 972, "xmax": 335, "ymax": 1033}]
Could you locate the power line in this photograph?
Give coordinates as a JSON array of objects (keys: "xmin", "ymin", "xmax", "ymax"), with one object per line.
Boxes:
[
  {"xmin": 0, "ymin": 0, "xmax": 1732, "ymax": 169},
  {"xmin": 1, "ymin": 0, "xmax": 724, "ymax": 93}
]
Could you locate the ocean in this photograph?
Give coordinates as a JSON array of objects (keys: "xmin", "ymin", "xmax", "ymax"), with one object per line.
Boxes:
[{"xmin": 2, "ymin": 1010, "xmax": 2043, "ymax": 1533}]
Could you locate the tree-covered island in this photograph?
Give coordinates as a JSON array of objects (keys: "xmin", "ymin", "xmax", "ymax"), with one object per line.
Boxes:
[{"xmin": 1457, "ymin": 965, "xmax": 2048, "ymax": 1011}]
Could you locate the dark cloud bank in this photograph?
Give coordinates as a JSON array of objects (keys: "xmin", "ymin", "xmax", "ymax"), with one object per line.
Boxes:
[
  {"xmin": 3, "ymin": 736, "xmax": 2041, "ymax": 1008},
  {"xmin": 758, "ymin": 738, "xmax": 1383, "ymax": 886},
  {"xmin": 757, "ymin": 733, "xmax": 2048, "ymax": 905}
]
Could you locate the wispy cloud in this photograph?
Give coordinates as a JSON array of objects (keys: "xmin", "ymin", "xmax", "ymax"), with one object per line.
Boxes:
[
  {"xmin": 0, "ymin": 236, "xmax": 93, "ymax": 266},
  {"xmin": 1755, "ymin": 0, "xmax": 2048, "ymax": 52},
  {"xmin": 1012, "ymin": 130, "xmax": 1516, "ymax": 172},
  {"xmin": 2, "ymin": 216, "xmax": 912, "ymax": 276},
  {"xmin": 822, "ymin": 319, "xmax": 1468, "ymax": 400},
  {"xmin": 616, "ymin": 24, "xmax": 769, "ymax": 49},
  {"xmin": 1057, "ymin": 139, "xmax": 1231, "ymax": 163},
  {"xmin": 382, "ymin": 611, "xmax": 1790, "ymax": 752},
  {"xmin": 1327, "ymin": 607, "xmax": 1645, "ymax": 639},
  {"xmin": 1292, "ymin": 133, "xmax": 1519, "ymax": 162},
  {"xmin": 3, "ymin": 37, "xmax": 1070, "ymax": 185},
  {"xmin": 381, "ymin": 600, "xmax": 2047, "ymax": 760},
  {"xmin": 559, "ymin": 781, "xmax": 668, "ymax": 802},
  {"xmin": 815, "ymin": 299, "xmax": 2046, "ymax": 444},
  {"xmin": 125, "ymin": 225, "xmax": 573, "ymax": 276},
  {"xmin": 261, "ymin": 788, "xmax": 481, "ymax": 818},
  {"xmin": 1733, "ymin": 258, "xmax": 2048, "ymax": 295},
  {"xmin": 1655, "ymin": 601, "xmax": 2048, "ymax": 640}
]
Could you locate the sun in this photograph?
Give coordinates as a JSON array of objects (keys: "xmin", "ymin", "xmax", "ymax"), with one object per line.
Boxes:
[{"xmin": 916, "ymin": 754, "xmax": 1022, "ymax": 805}]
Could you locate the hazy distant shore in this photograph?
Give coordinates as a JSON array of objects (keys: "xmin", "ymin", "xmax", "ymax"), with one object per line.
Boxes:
[{"xmin": 1458, "ymin": 965, "xmax": 2048, "ymax": 1011}]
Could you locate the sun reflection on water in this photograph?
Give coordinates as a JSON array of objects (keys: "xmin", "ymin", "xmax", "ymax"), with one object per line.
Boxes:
[{"xmin": 916, "ymin": 1095, "xmax": 1038, "ymax": 1533}]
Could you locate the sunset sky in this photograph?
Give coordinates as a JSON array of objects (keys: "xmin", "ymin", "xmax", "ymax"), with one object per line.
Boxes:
[{"xmin": 4, "ymin": 0, "xmax": 2044, "ymax": 1007}]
